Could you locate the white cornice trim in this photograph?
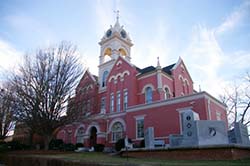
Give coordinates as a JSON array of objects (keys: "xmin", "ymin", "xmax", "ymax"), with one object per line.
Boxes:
[
  {"xmin": 126, "ymin": 92, "xmax": 226, "ymax": 113},
  {"xmin": 108, "ymin": 112, "xmax": 126, "ymax": 118},
  {"xmin": 137, "ymin": 72, "xmax": 157, "ymax": 80},
  {"xmin": 98, "ymin": 59, "xmax": 116, "ymax": 68},
  {"xmin": 99, "ymin": 35, "xmax": 133, "ymax": 47}
]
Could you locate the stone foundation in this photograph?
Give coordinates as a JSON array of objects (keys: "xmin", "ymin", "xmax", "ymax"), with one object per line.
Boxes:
[{"xmin": 121, "ymin": 144, "xmax": 250, "ymax": 160}]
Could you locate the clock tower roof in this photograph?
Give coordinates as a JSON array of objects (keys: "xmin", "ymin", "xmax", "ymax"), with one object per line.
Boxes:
[
  {"xmin": 99, "ymin": 13, "xmax": 132, "ymax": 45},
  {"xmin": 98, "ymin": 11, "xmax": 133, "ymax": 69}
]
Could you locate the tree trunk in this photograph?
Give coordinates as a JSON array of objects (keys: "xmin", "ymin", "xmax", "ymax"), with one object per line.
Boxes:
[
  {"xmin": 28, "ymin": 131, "xmax": 34, "ymax": 147},
  {"xmin": 44, "ymin": 135, "xmax": 53, "ymax": 150}
]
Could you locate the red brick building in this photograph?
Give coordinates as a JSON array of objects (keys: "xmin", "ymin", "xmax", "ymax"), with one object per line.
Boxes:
[{"xmin": 56, "ymin": 19, "xmax": 227, "ymax": 148}]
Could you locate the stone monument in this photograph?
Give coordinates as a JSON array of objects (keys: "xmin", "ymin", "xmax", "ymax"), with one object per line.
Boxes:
[
  {"xmin": 228, "ymin": 122, "xmax": 250, "ymax": 145},
  {"xmin": 170, "ymin": 109, "xmax": 228, "ymax": 147}
]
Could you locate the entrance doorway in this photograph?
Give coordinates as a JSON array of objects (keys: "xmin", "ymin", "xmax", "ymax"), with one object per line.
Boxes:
[{"xmin": 89, "ymin": 126, "xmax": 97, "ymax": 147}]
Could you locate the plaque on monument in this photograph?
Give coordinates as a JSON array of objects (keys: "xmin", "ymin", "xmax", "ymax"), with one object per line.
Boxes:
[
  {"xmin": 180, "ymin": 110, "xmax": 199, "ymax": 145},
  {"xmin": 144, "ymin": 127, "xmax": 155, "ymax": 149},
  {"xmin": 195, "ymin": 120, "xmax": 228, "ymax": 145}
]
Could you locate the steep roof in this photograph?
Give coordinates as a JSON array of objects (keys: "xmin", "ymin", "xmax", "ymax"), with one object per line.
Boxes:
[
  {"xmin": 162, "ymin": 63, "xmax": 175, "ymax": 75},
  {"xmin": 138, "ymin": 66, "xmax": 156, "ymax": 74},
  {"xmin": 136, "ymin": 63, "xmax": 175, "ymax": 76}
]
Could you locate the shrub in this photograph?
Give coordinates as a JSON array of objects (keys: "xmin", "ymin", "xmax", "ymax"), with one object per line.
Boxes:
[
  {"xmin": 0, "ymin": 143, "xmax": 9, "ymax": 153},
  {"xmin": 75, "ymin": 143, "xmax": 84, "ymax": 149},
  {"xmin": 140, "ymin": 139, "xmax": 145, "ymax": 148},
  {"xmin": 7, "ymin": 141, "xmax": 22, "ymax": 150},
  {"xmin": 64, "ymin": 143, "xmax": 75, "ymax": 151},
  {"xmin": 94, "ymin": 144, "xmax": 104, "ymax": 152},
  {"xmin": 115, "ymin": 138, "xmax": 132, "ymax": 151},
  {"xmin": 49, "ymin": 139, "xmax": 64, "ymax": 150}
]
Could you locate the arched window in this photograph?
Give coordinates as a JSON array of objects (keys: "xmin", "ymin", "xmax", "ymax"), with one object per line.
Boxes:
[
  {"xmin": 164, "ymin": 87, "xmax": 171, "ymax": 99},
  {"xmin": 104, "ymin": 48, "xmax": 112, "ymax": 62},
  {"xmin": 102, "ymin": 71, "xmax": 109, "ymax": 87},
  {"xmin": 76, "ymin": 127, "xmax": 85, "ymax": 144},
  {"xmin": 110, "ymin": 93, "xmax": 114, "ymax": 112},
  {"xmin": 111, "ymin": 122, "xmax": 124, "ymax": 142},
  {"xmin": 145, "ymin": 87, "xmax": 153, "ymax": 103},
  {"xmin": 116, "ymin": 91, "xmax": 121, "ymax": 112},
  {"xmin": 66, "ymin": 130, "xmax": 72, "ymax": 143},
  {"xmin": 123, "ymin": 90, "xmax": 128, "ymax": 110},
  {"xmin": 119, "ymin": 48, "xmax": 127, "ymax": 57}
]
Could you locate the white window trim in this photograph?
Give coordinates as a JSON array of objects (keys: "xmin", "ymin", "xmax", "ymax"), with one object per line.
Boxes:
[
  {"xmin": 163, "ymin": 85, "xmax": 171, "ymax": 99},
  {"xmin": 116, "ymin": 91, "xmax": 121, "ymax": 112},
  {"xmin": 216, "ymin": 111, "xmax": 222, "ymax": 120},
  {"xmin": 100, "ymin": 97, "xmax": 106, "ymax": 114},
  {"xmin": 144, "ymin": 86, "xmax": 153, "ymax": 103},
  {"xmin": 141, "ymin": 84, "xmax": 155, "ymax": 94},
  {"xmin": 134, "ymin": 115, "xmax": 146, "ymax": 140},
  {"xmin": 110, "ymin": 93, "xmax": 114, "ymax": 113},
  {"xmin": 123, "ymin": 89, "xmax": 128, "ymax": 111},
  {"xmin": 74, "ymin": 124, "xmax": 85, "ymax": 137}
]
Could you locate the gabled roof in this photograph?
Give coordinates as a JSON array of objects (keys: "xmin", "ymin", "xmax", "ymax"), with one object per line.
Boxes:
[
  {"xmin": 162, "ymin": 63, "xmax": 175, "ymax": 75},
  {"xmin": 172, "ymin": 57, "xmax": 193, "ymax": 83},
  {"xmin": 93, "ymin": 75, "xmax": 98, "ymax": 82},
  {"xmin": 85, "ymin": 69, "xmax": 98, "ymax": 83}
]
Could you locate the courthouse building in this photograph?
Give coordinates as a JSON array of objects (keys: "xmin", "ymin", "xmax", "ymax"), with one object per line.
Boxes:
[{"xmin": 56, "ymin": 18, "xmax": 227, "ymax": 148}]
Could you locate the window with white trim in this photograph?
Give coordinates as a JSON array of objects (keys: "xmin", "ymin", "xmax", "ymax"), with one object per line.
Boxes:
[
  {"xmin": 123, "ymin": 90, "xmax": 128, "ymax": 110},
  {"xmin": 110, "ymin": 93, "xmax": 114, "ymax": 113},
  {"xmin": 76, "ymin": 127, "xmax": 84, "ymax": 143},
  {"xmin": 164, "ymin": 87, "xmax": 171, "ymax": 99},
  {"xmin": 136, "ymin": 118, "xmax": 144, "ymax": 139},
  {"xmin": 102, "ymin": 71, "xmax": 109, "ymax": 87},
  {"xmin": 111, "ymin": 122, "xmax": 124, "ymax": 142},
  {"xmin": 116, "ymin": 91, "xmax": 121, "ymax": 112},
  {"xmin": 145, "ymin": 87, "xmax": 153, "ymax": 103},
  {"xmin": 67, "ymin": 130, "xmax": 72, "ymax": 143},
  {"xmin": 101, "ymin": 97, "xmax": 106, "ymax": 114},
  {"xmin": 216, "ymin": 111, "xmax": 221, "ymax": 120}
]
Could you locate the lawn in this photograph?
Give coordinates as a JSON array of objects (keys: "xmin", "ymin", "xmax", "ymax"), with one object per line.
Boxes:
[{"xmin": 21, "ymin": 152, "xmax": 250, "ymax": 166}]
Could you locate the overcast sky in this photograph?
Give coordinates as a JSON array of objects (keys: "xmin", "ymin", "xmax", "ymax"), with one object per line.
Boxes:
[{"xmin": 0, "ymin": 0, "xmax": 249, "ymax": 98}]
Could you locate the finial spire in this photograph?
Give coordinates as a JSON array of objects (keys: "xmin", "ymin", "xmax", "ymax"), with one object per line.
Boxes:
[
  {"xmin": 114, "ymin": 10, "xmax": 120, "ymax": 22},
  {"xmin": 157, "ymin": 56, "xmax": 160, "ymax": 67}
]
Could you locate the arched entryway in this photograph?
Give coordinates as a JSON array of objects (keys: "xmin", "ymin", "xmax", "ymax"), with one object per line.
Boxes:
[{"xmin": 89, "ymin": 126, "xmax": 97, "ymax": 147}]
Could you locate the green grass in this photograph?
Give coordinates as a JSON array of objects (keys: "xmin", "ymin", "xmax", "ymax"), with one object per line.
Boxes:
[{"xmin": 32, "ymin": 152, "xmax": 250, "ymax": 166}]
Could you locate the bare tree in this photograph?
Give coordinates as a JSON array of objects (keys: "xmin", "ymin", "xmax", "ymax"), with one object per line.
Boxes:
[
  {"xmin": 220, "ymin": 72, "xmax": 250, "ymax": 128},
  {"xmin": 0, "ymin": 82, "xmax": 16, "ymax": 140},
  {"xmin": 11, "ymin": 41, "xmax": 83, "ymax": 149}
]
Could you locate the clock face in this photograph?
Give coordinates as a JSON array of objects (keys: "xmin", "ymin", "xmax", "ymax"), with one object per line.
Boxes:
[
  {"xmin": 106, "ymin": 29, "xmax": 112, "ymax": 38},
  {"xmin": 120, "ymin": 30, "xmax": 127, "ymax": 38}
]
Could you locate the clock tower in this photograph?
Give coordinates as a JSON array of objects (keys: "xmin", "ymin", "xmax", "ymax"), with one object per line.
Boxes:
[{"xmin": 98, "ymin": 14, "xmax": 133, "ymax": 91}]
